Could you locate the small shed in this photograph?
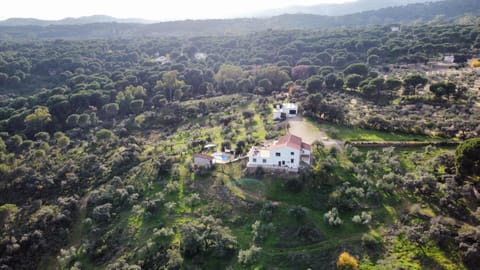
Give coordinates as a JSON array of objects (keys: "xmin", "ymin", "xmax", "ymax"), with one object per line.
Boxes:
[
  {"xmin": 203, "ymin": 143, "xmax": 216, "ymax": 150},
  {"xmin": 193, "ymin": 154, "xmax": 214, "ymax": 169},
  {"xmin": 273, "ymin": 103, "xmax": 298, "ymax": 120}
]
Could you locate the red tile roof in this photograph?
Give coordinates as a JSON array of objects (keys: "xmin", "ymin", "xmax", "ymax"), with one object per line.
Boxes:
[{"xmin": 272, "ymin": 133, "xmax": 310, "ymax": 151}]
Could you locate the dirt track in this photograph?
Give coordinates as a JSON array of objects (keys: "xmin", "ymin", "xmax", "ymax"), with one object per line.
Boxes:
[{"xmin": 287, "ymin": 116, "xmax": 343, "ymax": 149}]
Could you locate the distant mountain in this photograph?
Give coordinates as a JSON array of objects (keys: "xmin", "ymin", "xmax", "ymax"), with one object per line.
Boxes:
[
  {"xmin": 0, "ymin": 15, "xmax": 157, "ymax": 26},
  {"xmin": 0, "ymin": 0, "xmax": 478, "ymax": 39},
  {"xmin": 255, "ymin": 0, "xmax": 443, "ymax": 17}
]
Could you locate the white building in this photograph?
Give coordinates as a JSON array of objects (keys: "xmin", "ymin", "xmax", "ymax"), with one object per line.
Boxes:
[
  {"xmin": 443, "ymin": 55, "xmax": 455, "ymax": 63},
  {"xmin": 155, "ymin": 56, "xmax": 170, "ymax": 65},
  {"xmin": 247, "ymin": 134, "xmax": 311, "ymax": 172},
  {"xmin": 273, "ymin": 103, "xmax": 298, "ymax": 120},
  {"xmin": 194, "ymin": 52, "xmax": 207, "ymax": 61},
  {"xmin": 391, "ymin": 26, "xmax": 400, "ymax": 32}
]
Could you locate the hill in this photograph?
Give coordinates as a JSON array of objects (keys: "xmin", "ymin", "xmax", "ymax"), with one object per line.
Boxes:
[
  {"xmin": 0, "ymin": 0, "xmax": 478, "ymax": 39},
  {"xmin": 0, "ymin": 15, "xmax": 156, "ymax": 27},
  {"xmin": 256, "ymin": 0, "xmax": 441, "ymax": 17}
]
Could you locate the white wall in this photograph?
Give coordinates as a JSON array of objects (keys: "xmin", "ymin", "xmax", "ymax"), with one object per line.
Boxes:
[
  {"xmin": 248, "ymin": 146, "xmax": 311, "ymax": 169},
  {"xmin": 266, "ymin": 146, "xmax": 300, "ymax": 169}
]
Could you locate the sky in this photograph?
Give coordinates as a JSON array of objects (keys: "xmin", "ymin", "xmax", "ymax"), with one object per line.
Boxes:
[{"xmin": 0, "ymin": 0, "xmax": 356, "ymax": 21}]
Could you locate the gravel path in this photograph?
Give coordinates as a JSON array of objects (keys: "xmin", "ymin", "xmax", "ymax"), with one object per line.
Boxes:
[{"xmin": 287, "ymin": 116, "xmax": 343, "ymax": 149}]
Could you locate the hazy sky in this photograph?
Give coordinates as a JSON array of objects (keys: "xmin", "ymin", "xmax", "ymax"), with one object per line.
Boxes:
[{"xmin": 0, "ymin": 0, "xmax": 356, "ymax": 21}]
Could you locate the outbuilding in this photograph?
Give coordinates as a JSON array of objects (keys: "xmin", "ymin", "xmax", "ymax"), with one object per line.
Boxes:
[{"xmin": 193, "ymin": 153, "xmax": 214, "ymax": 169}]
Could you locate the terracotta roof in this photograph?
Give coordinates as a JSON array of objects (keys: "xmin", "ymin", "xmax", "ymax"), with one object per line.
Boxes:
[
  {"xmin": 272, "ymin": 134, "xmax": 310, "ymax": 151},
  {"xmin": 302, "ymin": 142, "xmax": 312, "ymax": 151},
  {"xmin": 193, "ymin": 153, "xmax": 214, "ymax": 160}
]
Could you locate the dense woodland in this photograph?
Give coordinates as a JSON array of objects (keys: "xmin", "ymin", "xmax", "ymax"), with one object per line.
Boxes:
[{"xmin": 0, "ymin": 6, "xmax": 480, "ymax": 270}]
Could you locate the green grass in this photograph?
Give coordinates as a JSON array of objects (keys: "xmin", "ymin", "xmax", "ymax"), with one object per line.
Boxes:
[
  {"xmin": 379, "ymin": 235, "xmax": 467, "ymax": 270},
  {"xmin": 396, "ymin": 147, "xmax": 454, "ymax": 172},
  {"xmin": 312, "ymin": 120, "xmax": 438, "ymax": 142},
  {"xmin": 252, "ymin": 114, "xmax": 267, "ymax": 140}
]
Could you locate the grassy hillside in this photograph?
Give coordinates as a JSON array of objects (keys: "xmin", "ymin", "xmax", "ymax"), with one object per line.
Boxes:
[{"xmin": 0, "ymin": 20, "xmax": 479, "ymax": 269}]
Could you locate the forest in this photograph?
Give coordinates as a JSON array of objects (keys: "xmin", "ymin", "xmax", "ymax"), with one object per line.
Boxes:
[
  {"xmin": 0, "ymin": 0, "xmax": 479, "ymax": 39},
  {"xmin": 0, "ymin": 11, "xmax": 480, "ymax": 270}
]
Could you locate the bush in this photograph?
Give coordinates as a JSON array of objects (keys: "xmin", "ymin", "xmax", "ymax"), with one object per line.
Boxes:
[
  {"xmin": 34, "ymin": 131, "xmax": 50, "ymax": 141},
  {"xmin": 455, "ymin": 137, "xmax": 480, "ymax": 177},
  {"xmin": 184, "ymin": 193, "xmax": 201, "ymax": 208},
  {"xmin": 336, "ymin": 252, "xmax": 359, "ymax": 270},
  {"xmin": 166, "ymin": 248, "xmax": 183, "ymax": 269},
  {"xmin": 154, "ymin": 227, "xmax": 175, "ymax": 238},
  {"xmin": 238, "ymin": 245, "xmax": 262, "ymax": 265},
  {"xmin": 324, "ymin": 207, "xmax": 343, "ymax": 226},
  {"xmin": 88, "ymin": 189, "xmax": 113, "ymax": 207},
  {"xmin": 288, "ymin": 205, "xmax": 307, "ymax": 221},
  {"xmin": 180, "ymin": 216, "xmax": 237, "ymax": 258},
  {"xmin": 361, "ymin": 233, "xmax": 383, "ymax": 249},
  {"xmin": 352, "ymin": 211, "xmax": 372, "ymax": 225},
  {"xmin": 260, "ymin": 201, "xmax": 274, "ymax": 221},
  {"xmin": 251, "ymin": 220, "xmax": 274, "ymax": 243},
  {"xmin": 91, "ymin": 203, "xmax": 112, "ymax": 223}
]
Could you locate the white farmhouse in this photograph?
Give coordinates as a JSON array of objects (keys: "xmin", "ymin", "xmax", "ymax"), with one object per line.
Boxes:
[
  {"xmin": 273, "ymin": 103, "xmax": 298, "ymax": 120},
  {"xmin": 247, "ymin": 134, "xmax": 311, "ymax": 172},
  {"xmin": 391, "ymin": 26, "xmax": 400, "ymax": 32}
]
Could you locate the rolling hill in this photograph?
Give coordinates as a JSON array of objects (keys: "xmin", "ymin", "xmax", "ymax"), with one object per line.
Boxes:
[{"xmin": 0, "ymin": 0, "xmax": 478, "ymax": 39}]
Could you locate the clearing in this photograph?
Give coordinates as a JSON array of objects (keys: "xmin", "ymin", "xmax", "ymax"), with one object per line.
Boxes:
[{"xmin": 287, "ymin": 116, "xmax": 343, "ymax": 148}]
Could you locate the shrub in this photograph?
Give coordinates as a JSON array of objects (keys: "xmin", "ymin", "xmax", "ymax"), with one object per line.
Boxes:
[
  {"xmin": 361, "ymin": 233, "xmax": 383, "ymax": 249},
  {"xmin": 180, "ymin": 216, "xmax": 237, "ymax": 258},
  {"xmin": 57, "ymin": 246, "xmax": 78, "ymax": 268},
  {"xmin": 251, "ymin": 220, "xmax": 274, "ymax": 243},
  {"xmin": 165, "ymin": 201, "xmax": 177, "ymax": 214},
  {"xmin": 88, "ymin": 189, "xmax": 113, "ymax": 207},
  {"xmin": 324, "ymin": 207, "xmax": 343, "ymax": 226},
  {"xmin": 336, "ymin": 252, "xmax": 359, "ymax": 270},
  {"xmin": 154, "ymin": 227, "xmax": 175, "ymax": 238},
  {"xmin": 288, "ymin": 205, "xmax": 307, "ymax": 221},
  {"xmin": 238, "ymin": 245, "xmax": 262, "ymax": 265},
  {"xmin": 34, "ymin": 131, "xmax": 50, "ymax": 141},
  {"xmin": 166, "ymin": 248, "xmax": 183, "ymax": 269},
  {"xmin": 184, "ymin": 193, "xmax": 201, "ymax": 208},
  {"xmin": 260, "ymin": 201, "xmax": 274, "ymax": 221},
  {"xmin": 455, "ymin": 137, "xmax": 480, "ymax": 177},
  {"xmin": 165, "ymin": 181, "xmax": 180, "ymax": 194},
  {"xmin": 352, "ymin": 211, "xmax": 372, "ymax": 225},
  {"xmin": 91, "ymin": 203, "xmax": 112, "ymax": 223}
]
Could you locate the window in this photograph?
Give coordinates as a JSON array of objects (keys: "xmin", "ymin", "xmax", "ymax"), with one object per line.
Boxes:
[
  {"xmin": 290, "ymin": 152, "xmax": 294, "ymax": 155},
  {"xmin": 262, "ymin": 159, "xmax": 267, "ymax": 163},
  {"xmin": 275, "ymin": 152, "xmax": 281, "ymax": 157},
  {"xmin": 282, "ymin": 161, "xmax": 285, "ymax": 165},
  {"xmin": 291, "ymin": 159, "xmax": 294, "ymax": 163},
  {"xmin": 252, "ymin": 158, "xmax": 257, "ymax": 163}
]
